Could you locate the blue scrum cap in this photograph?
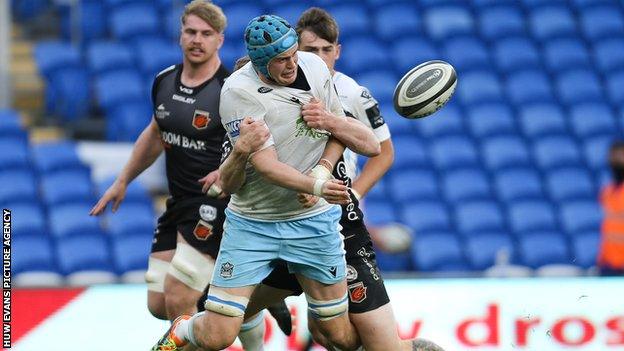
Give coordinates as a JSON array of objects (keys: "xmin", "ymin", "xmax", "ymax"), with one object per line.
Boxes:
[{"xmin": 245, "ymin": 15, "xmax": 298, "ymax": 78}]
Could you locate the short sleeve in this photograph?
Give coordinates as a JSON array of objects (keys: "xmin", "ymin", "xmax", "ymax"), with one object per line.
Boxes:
[{"xmin": 220, "ymin": 87, "xmax": 274, "ymax": 150}]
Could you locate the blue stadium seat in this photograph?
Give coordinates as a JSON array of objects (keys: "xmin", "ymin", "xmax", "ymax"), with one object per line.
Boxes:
[
  {"xmin": 111, "ymin": 233, "xmax": 152, "ymax": 274},
  {"xmin": 508, "ymin": 200, "xmax": 558, "ymax": 235},
  {"xmin": 60, "ymin": 1, "xmax": 107, "ymax": 43},
  {"xmin": 363, "ymin": 200, "xmax": 397, "ymax": 226},
  {"xmin": 0, "ymin": 170, "xmax": 38, "ymax": 205},
  {"xmin": 424, "ymin": 6, "xmax": 474, "ymax": 40},
  {"xmin": 222, "ymin": 3, "xmax": 266, "ymax": 43},
  {"xmin": 494, "ymin": 168, "xmax": 544, "ymax": 202},
  {"xmin": 443, "ymin": 36, "xmax": 490, "ymax": 71},
  {"xmin": 41, "ymin": 170, "xmax": 94, "ymax": 206},
  {"xmin": 0, "ymin": 109, "xmax": 26, "ymax": 140},
  {"xmin": 381, "ymin": 106, "xmax": 414, "ymax": 136},
  {"xmin": 388, "ymin": 169, "xmax": 439, "ymax": 203},
  {"xmin": 517, "ymin": 232, "xmax": 570, "ymax": 268},
  {"xmin": 375, "ymin": 250, "xmax": 413, "ymax": 272},
  {"xmin": 0, "ymin": 138, "xmax": 30, "ymax": 172},
  {"xmin": 49, "ymin": 203, "xmax": 102, "ymax": 239},
  {"xmin": 546, "ymin": 167, "xmax": 595, "ymax": 203},
  {"xmin": 466, "ymin": 103, "xmax": 517, "ymax": 138},
  {"xmin": 388, "ymin": 136, "xmax": 428, "ymax": 169},
  {"xmin": 411, "ymin": 232, "xmax": 467, "ymax": 272},
  {"xmin": 365, "ymin": 177, "xmax": 388, "ymax": 201},
  {"xmin": 220, "ymin": 42, "xmax": 246, "ymax": 72},
  {"xmin": 442, "ymin": 168, "xmax": 492, "ymax": 203},
  {"xmin": 478, "ymin": 6, "xmax": 526, "ymax": 41},
  {"xmin": 414, "ymin": 105, "xmax": 464, "ymax": 139},
  {"xmin": 473, "ymin": 0, "xmax": 518, "ymax": 8},
  {"xmin": 580, "ymin": 6, "xmax": 624, "ymax": 41},
  {"xmin": 571, "ymin": 231, "xmax": 600, "ymax": 268},
  {"xmin": 528, "ymin": 6, "xmax": 578, "ymax": 41},
  {"xmin": 163, "ymin": 4, "xmax": 184, "ymax": 41},
  {"xmin": 106, "ymin": 203, "xmax": 154, "ymax": 237},
  {"xmin": 521, "ymin": 0, "xmax": 569, "ymax": 8},
  {"xmin": 48, "ymin": 67, "xmax": 91, "ymax": 121},
  {"xmin": 570, "ymin": 0, "xmax": 619, "ymax": 9},
  {"xmin": 400, "ymin": 201, "xmax": 452, "ymax": 234},
  {"xmin": 32, "ymin": 140, "xmax": 85, "ymax": 174},
  {"xmin": 328, "ymin": 4, "xmax": 370, "ymax": 39},
  {"xmin": 506, "ymin": 69, "xmax": 554, "ymax": 105},
  {"xmin": 456, "ymin": 71, "xmax": 503, "ymax": 105},
  {"xmin": 354, "ymin": 71, "xmax": 397, "ymax": 103},
  {"xmin": 518, "ymin": 103, "xmax": 568, "ymax": 138},
  {"xmin": 493, "ymin": 37, "xmax": 541, "ymax": 73},
  {"xmin": 481, "ymin": 136, "xmax": 532, "ymax": 171},
  {"xmin": 583, "ymin": 135, "xmax": 615, "ymax": 170},
  {"xmin": 106, "ymin": 100, "xmax": 153, "ymax": 142},
  {"xmin": 455, "ymin": 200, "xmax": 505, "ymax": 235},
  {"xmin": 340, "ymin": 37, "xmax": 390, "ymax": 74},
  {"xmin": 374, "ymin": 4, "xmax": 419, "ymax": 43},
  {"xmin": 556, "ymin": 69, "xmax": 603, "ymax": 105},
  {"xmin": 543, "ymin": 38, "xmax": 591, "ymax": 72},
  {"xmin": 465, "ymin": 233, "xmax": 514, "ymax": 270},
  {"xmin": 8, "ymin": 202, "xmax": 47, "ymax": 237},
  {"xmin": 533, "ymin": 136, "xmax": 583, "ymax": 170},
  {"xmin": 594, "ymin": 38, "xmax": 624, "ymax": 72},
  {"xmin": 56, "ymin": 234, "xmax": 114, "ymax": 275},
  {"xmin": 109, "ymin": 3, "xmax": 160, "ymax": 41},
  {"xmin": 12, "ymin": 0, "xmax": 51, "ymax": 20},
  {"xmin": 570, "ymin": 102, "xmax": 617, "ymax": 139},
  {"xmin": 560, "ymin": 200, "xmax": 603, "ymax": 234},
  {"xmin": 34, "ymin": 41, "xmax": 82, "ymax": 79},
  {"xmin": 13, "ymin": 235, "xmax": 57, "ymax": 275},
  {"xmin": 606, "ymin": 71, "xmax": 624, "ymax": 106},
  {"xmin": 269, "ymin": 3, "xmax": 309, "ymax": 28},
  {"xmin": 391, "ymin": 38, "xmax": 439, "ymax": 75},
  {"xmin": 430, "ymin": 136, "xmax": 479, "ymax": 170},
  {"xmin": 87, "ymin": 41, "xmax": 135, "ymax": 75},
  {"xmin": 95, "ymin": 69, "xmax": 145, "ymax": 111}
]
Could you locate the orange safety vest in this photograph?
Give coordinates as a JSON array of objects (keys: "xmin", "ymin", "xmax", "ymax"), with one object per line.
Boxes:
[{"xmin": 599, "ymin": 183, "xmax": 624, "ymax": 269}]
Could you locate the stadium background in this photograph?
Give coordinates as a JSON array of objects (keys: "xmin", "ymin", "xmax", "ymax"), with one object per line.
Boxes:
[{"xmin": 3, "ymin": 0, "xmax": 624, "ymax": 350}]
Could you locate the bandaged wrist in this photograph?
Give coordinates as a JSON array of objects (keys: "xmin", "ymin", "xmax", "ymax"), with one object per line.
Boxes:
[
  {"xmin": 310, "ymin": 164, "xmax": 333, "ymax": 181},
  {"xmin": 351, "ymin": 188, "xmax": 361, "ymax": 200},
  {"xmin": 313, "ymin": 178, "xmax": 325, "ymax": 196}
]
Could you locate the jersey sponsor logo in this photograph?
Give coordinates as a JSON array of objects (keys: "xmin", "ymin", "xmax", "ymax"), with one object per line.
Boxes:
[
  {"xmin": 257, "ymin": 86, "xmax": 273, "ymax": 93},
  {"xmin": 199, "ymin": 204, "xmax": 217, "ymax": 222},
  {"xmin": 220, "ymin": 262, "xmax": 234, "ymax": 278},
  {"xmin": 155, "ymin": 104, "xmax": 170, "ymax": 119},
  {"xmin": 193, "ymin": 219, "xmax": 213, "ymax": 241},
  {"xmin": 179, "ymin": 85, "xmax": 194, "ymax": 94},
  {"xmin": 295, "ymin": 116, "xmax": 330, "ymax": 139},
  {"xmin": 160, "ymin": 131, "xmax": 207, "ymax": 150},
  {"xmin": 346, "ymin": 265, "xmax": 358, "ymax": 282},
  {"xmin": 360, "ymin": 89, "xmax": 372, "ymax": 100},
  {"xmin": 192, "ymin": 110, "xmax": 211, "ymax": 130},
  {"xmin": 172, "ymin": 94, "xmax": 196, "ymax": 104},
  {"xmin": 224, "ymin": 119, "xmax": 242, "ymax": 138},
  {"xmin": 348, "ymin": 282, "xmax": 367, "ymax": 303}
]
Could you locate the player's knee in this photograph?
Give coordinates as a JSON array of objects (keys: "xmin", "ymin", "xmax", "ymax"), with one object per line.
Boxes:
[
  {"xmin": 205, "ymin": 287, "xmax": 249, "ymax": 317},
  {"xmin": 147, "ymin": 294, "xmax": 168, "ymax": 320},
  {"xmin": 306, "ymin": 292, "xmax": 349, "ymax": 321},
  {"xmin": 168, "ymin": 243, "xmax": 214, "ymax": 292}
]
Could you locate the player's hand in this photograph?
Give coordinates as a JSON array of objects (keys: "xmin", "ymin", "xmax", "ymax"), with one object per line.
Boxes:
[
  {"xmin": 297, "ymin": 192, "xmax": 320, "ymax": 208},
  {"xmin": 321, "ymin": 179, "xmax": 350, "ymax": 205},
  {"xmin": 89, "ymin": 180, "xmax": 127, "ymax": 215},
  {"xmin": 301, "ymin": 97, "xmax": 335, "ymax": 132},
  {"xmin": 198, "ymin": 170, "xmax": 228, "ymax": 199},
  {"xmin": 235, "ymin": 117, "xmax": 270, "ymax": 155}
]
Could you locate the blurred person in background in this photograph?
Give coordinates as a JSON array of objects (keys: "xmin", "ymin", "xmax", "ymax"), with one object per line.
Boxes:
[{"xmin": 598, "ymin": 140, "xmax": 624, "ymax": 276}]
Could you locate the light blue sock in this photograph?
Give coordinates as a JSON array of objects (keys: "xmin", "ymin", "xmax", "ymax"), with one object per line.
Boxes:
[{"xmin": 239, "ymin": 311, "xmax": 265, "ymax": 351}]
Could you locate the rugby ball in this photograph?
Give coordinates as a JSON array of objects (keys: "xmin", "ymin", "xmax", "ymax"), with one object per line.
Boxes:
[{"xmin": 393, "ymin": 60, "xmax": 457, "ymax": 119}]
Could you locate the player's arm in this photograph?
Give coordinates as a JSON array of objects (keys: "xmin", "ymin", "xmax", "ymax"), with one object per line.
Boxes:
[
  {"xmin": 217, "ymin": 118, "xmax": 270, "ymax": 194},
  {"xmin": 302, "ymin": 102, "xmax": 380, "ymax": 157},
  {"xmin": 250, "ymin": 147, "xmax": 350, "ymax": 204},
  {"xmin": 352, "ymin": 138, "xmax": 394, "ymax": 199},
  {"xmin": 90, "ymin": 119, "xmax": 163, "ymax": 215}
]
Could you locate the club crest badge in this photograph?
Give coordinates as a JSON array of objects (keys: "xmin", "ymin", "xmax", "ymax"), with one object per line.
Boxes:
[{"xmin": 193, "ymin": 110, "xmax": 210, "ymax": 130}]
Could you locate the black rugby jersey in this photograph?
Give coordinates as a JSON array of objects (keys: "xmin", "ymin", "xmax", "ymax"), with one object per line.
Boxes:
[
  {"xmin": 152, "ymin": 64, "xmax": 230, "ymax": 198},
  {"xmin": 333, "ymin": 154, "xmax": 366, "ymax": 235}
]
